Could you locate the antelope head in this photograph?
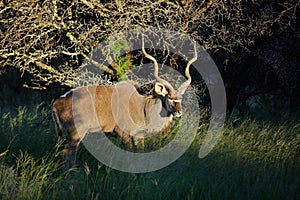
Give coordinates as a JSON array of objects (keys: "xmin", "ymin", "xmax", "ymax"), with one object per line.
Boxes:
[{"xmin": 142, "ymin": 39, "xmax": 197, "ymax": 118}]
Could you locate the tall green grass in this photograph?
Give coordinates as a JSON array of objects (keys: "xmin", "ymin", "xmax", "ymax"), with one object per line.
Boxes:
[{"xmin": 0, "ymin": 103, "xmax": 299, "ymax": 200}]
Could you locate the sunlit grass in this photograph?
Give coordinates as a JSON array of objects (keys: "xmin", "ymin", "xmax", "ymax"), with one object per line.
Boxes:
[
  {"xmin": 0, "ymin": 104, "xmax": 299, "ymax": 199},
  {"xmin": 0, "ymin": 144, "xmax": 64, "ymax": 200}
]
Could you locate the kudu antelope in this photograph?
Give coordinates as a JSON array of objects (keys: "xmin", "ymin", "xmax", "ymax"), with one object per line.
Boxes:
[{"xmin": 52, "ymin": 42, "xmax": 197, "ymax": 169}]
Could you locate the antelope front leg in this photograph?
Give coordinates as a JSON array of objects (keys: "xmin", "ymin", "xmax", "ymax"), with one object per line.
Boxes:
[
  {"xmin": 115, "ymin": 127, "xmax": 134, "ymax": 151},
  {"xmin": 133, "ymin": 133, "xmax": 144, "ymax": 152},
  {"xmin": 121, "ymin": 133, "xmax": 133, "ymax": 151}
]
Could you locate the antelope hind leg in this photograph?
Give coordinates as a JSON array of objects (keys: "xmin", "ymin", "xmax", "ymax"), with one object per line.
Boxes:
[{"xmin": 62, "ymin": 133, "xmax": 81, "ymax": 169}]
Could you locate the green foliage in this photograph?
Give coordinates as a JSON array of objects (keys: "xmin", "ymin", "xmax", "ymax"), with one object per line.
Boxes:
[
  {"xmin": 0, "ymin": 102, "xmax": 299, "ymax": 200},
  {"xmin": 109, "ymin": 38, "xmax": 136, "ymax": 80},
  {"xmin": 115, "ymin": 55, "xmax": 136, "ymax": 81}
]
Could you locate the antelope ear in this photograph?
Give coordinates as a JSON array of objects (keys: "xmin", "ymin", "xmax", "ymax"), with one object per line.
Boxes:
[{"xmin": 154, "ymin": 83, "xmax": 168, "ymax": 96}]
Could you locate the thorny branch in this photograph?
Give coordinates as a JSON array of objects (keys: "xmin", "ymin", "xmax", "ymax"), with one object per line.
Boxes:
[{"xmin": 0, "ymin": 0, "xmax": 298, "ymax": 89}]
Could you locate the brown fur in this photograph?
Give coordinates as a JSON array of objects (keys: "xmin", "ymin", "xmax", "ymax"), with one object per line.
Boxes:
[{"xmin": 52, "ymin": 82, "xmax": 182, "ymax": 168}]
